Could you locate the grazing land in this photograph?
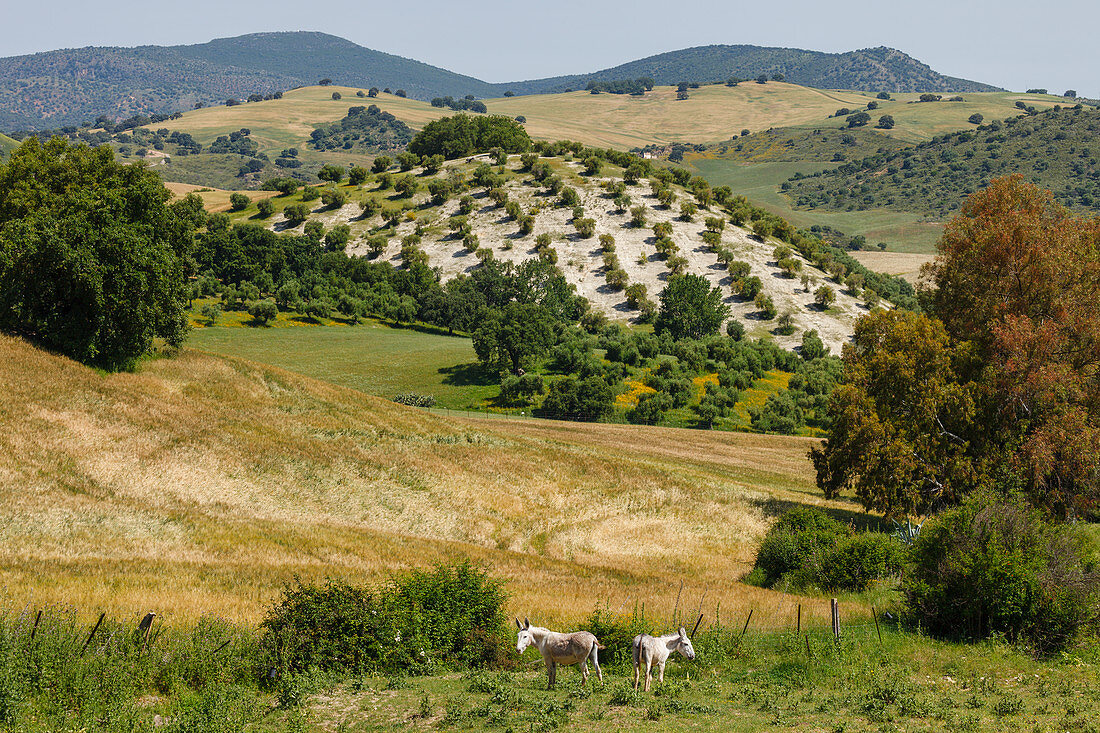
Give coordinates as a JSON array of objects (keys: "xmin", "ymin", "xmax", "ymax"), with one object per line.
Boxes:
[{"xmin": 0, "ymin": 332, "xmax": 849, "ymax": 627}]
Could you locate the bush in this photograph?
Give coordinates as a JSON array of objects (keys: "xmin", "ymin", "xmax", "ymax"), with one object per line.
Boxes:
[
  {"xmin": 393, "ymin": 393, "xmax": 436, "ymax": 407},
  {"xmin": 750, "ymin": 507, "xmax": 850, "ymax": 588},
  {"xmin": 819, "ymin": 533, "xmax": 907, "ymax": 592},
  {"xmin": 229, "ymin": 192, "xmax": 250, "ymax": 211},
  {"xmin": 256, "ymin": 198, "xmax": 276, "ymax": 218},
  {"xmin": 903, "ymin": 494, "xmax": 1099, "ymax": 652},
  {"xmin": 261, "ymin": 561, "xmax": 510, "ymax": 675}
]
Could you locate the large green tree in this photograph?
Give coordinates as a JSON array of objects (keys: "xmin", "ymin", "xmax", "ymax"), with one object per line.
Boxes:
[
  {"xmin": 472, "ymin": 302, "xmax": 554, "ymax": 374},
  {"xmin": 654, "ymin": 274, "xmax": 730, "ymax": 340},
  {"xmin": 0, "ymin": 137, "xmax": 192, "ymax": 370}
]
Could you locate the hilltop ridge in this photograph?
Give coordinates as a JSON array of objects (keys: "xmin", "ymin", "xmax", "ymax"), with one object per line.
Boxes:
[{"xmin": 1, "ymin": 32, "xmax": 1000, "ymax": 130}]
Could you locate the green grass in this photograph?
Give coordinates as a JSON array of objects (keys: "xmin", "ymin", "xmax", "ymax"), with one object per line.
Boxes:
[
  {"xmin": 688, "ymin": 157, "xmax": 944, "ymax": 253},
  {"xmin": 0, "ymin": 132, "xmax": 17, "ymax": 158},
  {"xmin": 188, "ymin": 317, "xmax": 497, "ymax": 410}
]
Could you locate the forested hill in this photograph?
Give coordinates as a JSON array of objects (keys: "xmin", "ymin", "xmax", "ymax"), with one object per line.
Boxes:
[
  {"xmin": 0, "ymin": 32, "xmax": 500, "ymax": 130},
  {"xmin": 2, "ymin": 33, "xmax": 1000, "ymax": 130},
  {"xmin": 787, "ymin": 106, "xmax": 1100, "ymax": 216},
  {"xmin": 509, "ymin": 45, "xmax": 1002, "ymax": 96}
]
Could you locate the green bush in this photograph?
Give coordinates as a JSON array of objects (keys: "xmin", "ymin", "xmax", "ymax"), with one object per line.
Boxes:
[
  {"xmin": 261, "ymin": 561, "xmax": 510, "ymax": 675},
  {"xmin": 752, "ymin": 507, "xmax": 848, "ymax": 587},
  {"xmin": 903, "ymin": 494, "xmax": 1098, "ymax": 652},
  {"xmin": 819, "ymin": 532, "xmax": 907, "ymax": 592}
]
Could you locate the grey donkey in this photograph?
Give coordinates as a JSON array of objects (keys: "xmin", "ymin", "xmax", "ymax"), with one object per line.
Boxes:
[{"xmin": 515, "ymin": 617, "xmax": 604, "ymax": 689}]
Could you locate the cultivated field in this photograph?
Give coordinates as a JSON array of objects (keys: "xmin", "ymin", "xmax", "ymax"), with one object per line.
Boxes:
[
  {"xmin": 148, "ymin": 85, "xmax": 1068, "ymax": 158},
  {"xmin": 0, "ymin": 333, "xmax": 861, "ymax": 629}
]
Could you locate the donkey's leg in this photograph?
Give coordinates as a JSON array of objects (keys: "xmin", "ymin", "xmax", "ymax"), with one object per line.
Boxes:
[
  {"xmin": 580, "ymin": 660, "xmax": 588, "ymax": 686},
  {"xmin": 591, "ymin": 646, "xmax": 603, "ymax": 684},
  {"xmin": 633, "ymin": 661, "xmax": 640, "ymax": 691},
  {"xmin": 550, "ymin": 660, "xmax": 557, "ymax": 689},
  {"xmin": 658, "ymin": 660, "xmax": 666, "ymax": 684},
  {"xmin": 644, "ymin": 659, "xmax": 653, "ymax": 692}
]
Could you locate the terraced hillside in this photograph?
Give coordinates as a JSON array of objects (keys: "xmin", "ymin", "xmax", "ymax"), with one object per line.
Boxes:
[{"xmin": 226, "ymin": 153, "xmax": 877, "ymax": 354}]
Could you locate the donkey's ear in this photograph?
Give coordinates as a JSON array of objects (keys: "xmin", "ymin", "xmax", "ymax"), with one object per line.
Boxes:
[
  {"xmin": 515, "ymin": 617, "xmax": 522, "ymax": 629},
  {"xmin": 524, "ymin": 617, "xmax": 530, "ymax": 629},
  {"xmin": 679, "ymin": 626, "xmax": 687, "ymax": 638}
]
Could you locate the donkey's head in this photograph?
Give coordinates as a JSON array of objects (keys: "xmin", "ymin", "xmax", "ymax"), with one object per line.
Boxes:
[
  {"xmin": 675, "ymin": 626, "xmax": 696, "ymax": 660},
  {"xmin": 515, "ymin": 617, "xmax": 534, "ymax": 653}
]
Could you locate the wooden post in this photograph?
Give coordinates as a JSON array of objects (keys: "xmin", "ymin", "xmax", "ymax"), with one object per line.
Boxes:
[
  {"xmin": 30, "ymin": 610, "xmax": 42, "ymax": 641},
  {"xmin": 796, "ymin": 604, "xmax": 801, "ymax": 636},
  {"xmin": 805, "ymin": 633, "xmax": 812, "ymax": 660},
  {"xmin": 672, "ymin": 580, "xmax": 684, "ymax": 626},
  {"xmin": 138, "ymin": 612, "xmax": 156, "ymax": 653},
  {"xmin": 872, "ymin": 606, "xmax": 883, "ymax": 644},
  {"xmin": 830, "ymin": 598, "xmax": 840, "ymax": 641},
  {"xmin": 81, "ymin": 612, "xmax": 106, "ymax": 655}
]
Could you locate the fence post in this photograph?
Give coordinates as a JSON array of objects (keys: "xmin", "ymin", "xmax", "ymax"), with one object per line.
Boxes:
[
  {"xmin": 830, "ymin": 598, "xmax": 840, "ymax": 641},
  {"xmin": 738, "ymin": 609, "xmax": 754, "ymax": 642},
  {"xmin": 796, "ymin": 604, "xmax": 801, "ymax": 636},
  {"xmin": 81, "ymin": 612, "xmax": 106, "ymax": 655},
  {"xmin": 30, "ymin": 610, "xmax": 42, "ymax": 641},
  {"xmin": 805, "ymin": 633, "xmax": 812, "ymax": 660},
  {"xmin": 872, "ymin": 606, "xmax": 883, "ymax": 644}
]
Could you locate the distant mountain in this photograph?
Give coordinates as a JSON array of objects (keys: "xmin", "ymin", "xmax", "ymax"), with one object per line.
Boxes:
[
  {"xmin": 0, "ymin": 33, "xmax": 1001, "ymax": 131},
  {"xmin": 508, "ymin": 45, "xmax": 1002, "ymax": 96},
  {"xmin": 0, "ymin": 32, "xmax": 499, "ymax": 130}
]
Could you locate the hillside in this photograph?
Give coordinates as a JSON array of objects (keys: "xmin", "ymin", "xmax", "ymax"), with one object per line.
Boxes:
[
  {"xmin": 0, "ymin": 32, "xmax": 1000, "ymax": 130},
  {"xmin": 0, "ymin": 32, "xmax": 499, "ymax": 130},
  {"xmin": 0, "ymin": 331, "xmax": 848, "ymax": 624},
  {"xmin": 510, "ymin": 44, "xmax": 1001, "ymax": 96},
  {"xmin": 787, "ymin": 105, "xmax": 1100, "ymax": 216},
  {"xmin": 225, "ymin": 151, "xmax": 880, "ymax": 354},
  {"xmin": 108, "ymin": 83, "xmax": 1068, "ymax": 192},
  {"xmin": 0, "ymin": 132, "xmax": 15, "ymax": 158}
]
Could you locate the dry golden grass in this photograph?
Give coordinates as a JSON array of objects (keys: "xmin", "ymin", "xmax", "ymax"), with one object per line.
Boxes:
[
  {"xmin": 163, "ymin": 182, "xmax": 270, "ymax": 212},
  {"xmin": 0, "ymin": 335, "xmax": 862, "ymax": 629},
  {"xmin": 849, "ymin": 251, "xmax": 935, "ymax": 283}
]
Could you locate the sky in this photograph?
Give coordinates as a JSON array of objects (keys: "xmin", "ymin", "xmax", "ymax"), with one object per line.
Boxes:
[{"xmin": 3, "ymin": 0, "xmax": 1096, "ymax": 97}]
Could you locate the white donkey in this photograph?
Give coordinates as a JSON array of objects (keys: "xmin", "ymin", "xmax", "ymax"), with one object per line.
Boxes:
[
  {"xmin": 515, "ymin": 617, "xmax": 604, "ymax": 689},
  {"xmin": 632, "ymin": 625, "xmax": 697, "ymax": 692}
]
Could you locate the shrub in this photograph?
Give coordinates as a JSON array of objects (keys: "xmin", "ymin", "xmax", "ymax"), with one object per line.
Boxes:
[
  {"xmin": 903, "ymin": 494, "xmax": 1099, "ymax": 652},
  {"xmin": 750, "ymin": 507, "xmax": 850, "ymax": 588},
  {"xmin": 261, "ymin": 561, "xmax": 510, "ymax": 675},
  {"xmin": 256, "ymin": 198, "xmax": 276, "ymax": 218},
  {"xmin": 819, "ymin": 533, "xmax": 907, "ymax": 592},
  {"xmin": 393, "ymin": 393, "xmax": 436, "ymax": 407},
  {"xmin": 247, "ymin": 299, "xmax": 278, "ymax": 325}
]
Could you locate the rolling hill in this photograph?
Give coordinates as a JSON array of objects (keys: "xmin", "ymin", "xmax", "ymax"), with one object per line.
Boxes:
[
  {"xmin": 0, "ymin": 32, "xmax": 1001, "ymax": 130},
  {"xmin": 0, "ymin": 330, "xmax": 847, "ymax": 625},
  {"xmin": 0, "ymin": 132, "xmax": 15, "ymax": 158},
  {"xmin": 787, "ymin": 105, "xmax": 1100, "ymax": 216},
  {"xmin": 507, "ymin": 45, "xmax": 1002, "ymax": 96}
]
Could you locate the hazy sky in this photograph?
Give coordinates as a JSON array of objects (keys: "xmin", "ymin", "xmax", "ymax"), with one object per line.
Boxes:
[{"xmin": 4, "ymin": 0, "xmax": 1095, "ymax": 96}]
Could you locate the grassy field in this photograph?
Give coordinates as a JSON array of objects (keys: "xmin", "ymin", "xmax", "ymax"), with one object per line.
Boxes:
[
  {"xmin": 0, "ymin": 131, "xmax": 16, "ymax": 158},
  {"xmin": 0, "ymin": 333, "xmax": 856, "ymax": 629},
  {"xmin": 189, "ymin": 318, "xmax": 497, "ymax": 410},
  {"xmin": 149, "ymin": 85, "xmax": 1069, "ymax": 159}
]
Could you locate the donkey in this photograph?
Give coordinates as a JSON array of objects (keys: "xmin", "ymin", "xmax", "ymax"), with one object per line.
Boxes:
[
  {"xmin": 515, "ymin": 617, "xmax": 604, "ymax": 689},
  {"xmin": 632, "ymin": 625, "xmax": 697, "ymax": 692}
]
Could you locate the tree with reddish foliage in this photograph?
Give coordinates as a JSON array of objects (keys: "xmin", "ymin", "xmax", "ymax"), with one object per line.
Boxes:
[{"xmin": 814, "ymin": 176, "xmax": 1100, "ymax": 519}]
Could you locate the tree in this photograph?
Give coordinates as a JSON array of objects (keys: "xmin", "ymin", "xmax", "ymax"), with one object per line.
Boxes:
[
  {"xmin": 331, "ymin": 92, "xmax": 342, "ymax": 100},
  {"xmin": 756, "ymin": 74, "xmax": 768, "ymax": 84},
  {"xmin": 201, "ymin": 303, "xmax": 221, "ymax": 326},
  {"xmin": 229, "ymin": 192, "xmax": 250, "ymax": 211},
  {"xmin": 814, "ymin": 285, "xmax": 836, "ymax": 309},
  {"xmin": 847, "ymin": 111, "xmax": 871, "ymax": 127},
  {"xmin": 877, "ymin": 91, "xmax": 891, "ymax": 100},
  {"xmin": 655, "ymin": 274, "xmax": 730, "ymax": 340},
  {"xmin": 283, "ymin": 203, "xmax": 309, "ymax": 226},
  {"xmin": 800, "ymin": 329, "xmax": 827, "ymax": 360},
  {"xmin": 348, "ymin": 166, "xmax": 369, "ymax": 185},
  {"xmin": 321, "ymin": 187, "xmax": 347, "ymax": 209},
  {"xmin": 815, "ymin": 177, "xmax": 1100, "ymax": 519},
  {"xmin": 317, "ymin": 164, "xmax": 344, "ymax": 183},
  {"xmin": 538, "ymin": 376, "xmax": 614, "ymax": 422},
  {"xmin": 408, "ymin": 115, "xmax": 531, "ymax": 159},
  {"xmin": 1064, "ymin": 90, "xmax": 1077, "ymax": 98},
  {"xmin": 248, "ymin": 299, "xmax": 278, "ymax": 325},
  {"xmin": 811, "ymin": 309, "xmax": 981, "ymax": 518},
  {"xmin": 968, "ymin": 113, "xmax": 984, "ymax": 125},
  {"xmin": 371, "ymin": 156, "xmax": 392, "ymax": 173},
  {"xmin": 0, "ymin": 137, "xmax": 191, "ymax": 370},
  {"xmin": 472, "ymin": 302, "xmax": 554, "ymax": 374},
  {"xmin": 256, "ymin": 198, "xmax": 276, "ymax": 218},
  {"xmin": 368, "ymin": 87, "xmax": 379, "ymax": 97},
  {"xmin": 876, "ymin": 115, "xmax": 895, "ymax": 129}
]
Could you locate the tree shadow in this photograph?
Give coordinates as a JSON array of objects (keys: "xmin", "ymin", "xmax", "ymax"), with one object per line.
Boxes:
[
  {"xmin": 439, "ymin": 361, "xmax": 496, "ymax": 387},
  {"xmin": 748, "ymin": 495, "xmax": 889, "ymax": 532}
]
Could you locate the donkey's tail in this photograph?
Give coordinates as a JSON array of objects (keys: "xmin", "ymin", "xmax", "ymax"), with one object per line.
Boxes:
[{"xmin": 597, "ymin": 643, "xmax": 606, "ymax": 650}]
